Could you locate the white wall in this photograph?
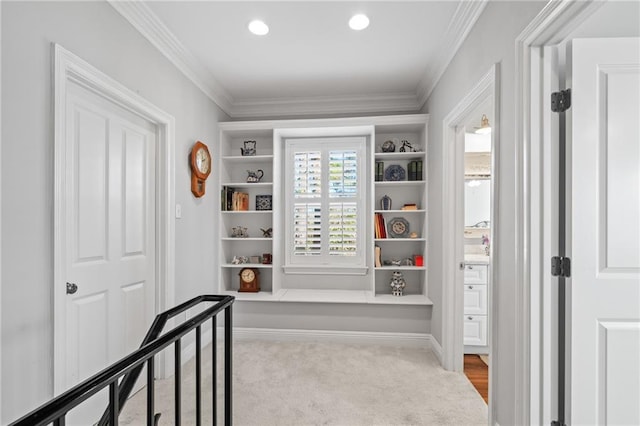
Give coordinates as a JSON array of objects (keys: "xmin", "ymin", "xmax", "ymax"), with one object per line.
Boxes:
[
  {"xmin": 423, "ymin": 2, "xmax": 546, "ymax": 425},
  {"xmin": 0, "ymin": 2, "xmax": 227, "ymax": 422}
]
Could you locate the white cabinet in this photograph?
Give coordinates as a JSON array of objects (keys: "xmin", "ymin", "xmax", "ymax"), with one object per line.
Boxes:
[
  {"xmin": 464, "ymin": 263, "xmax": 488, "ymax": 284},
  {"xmin": 463, "ymin": 263, "xmax": 488, "ymax": 347},
  {"xmin": 463, "ymin": 284, "xmax": 487, "ymax": 315},
  {"xmin": 464, "ymin": 315, "xmax": 488, "ymax": 346}
]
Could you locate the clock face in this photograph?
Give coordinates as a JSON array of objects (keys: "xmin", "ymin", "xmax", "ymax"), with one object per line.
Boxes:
[
  {"xmin": 241, "ymin": 269, "xmax": 255, "ymax": 282},
  {"xmin": 195, "ymin": 147, "xmax": 210, "ymax": 174}
]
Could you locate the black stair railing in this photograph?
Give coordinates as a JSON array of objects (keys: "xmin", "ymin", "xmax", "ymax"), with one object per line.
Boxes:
[{"xmin": 8, "ymin": 294, "xmax": 235, "ymax": 426}]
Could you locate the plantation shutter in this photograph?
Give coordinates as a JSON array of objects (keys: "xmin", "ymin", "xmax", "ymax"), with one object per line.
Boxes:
[
  {"xmin": 285, "ymin": 138, "xmax": 365, "ymax": 268},
  {"xmin": 293, "ymin": 152, "xmax": 322, "ymax": 256},
  {"xmin": 328, "ymin": 150, "xmax": 358, "ymax": 256}
]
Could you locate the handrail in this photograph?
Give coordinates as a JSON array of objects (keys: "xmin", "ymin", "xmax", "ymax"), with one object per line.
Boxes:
[{"xmin": 9, "ymin": 294, "xmax": 235, "ymax": 426}]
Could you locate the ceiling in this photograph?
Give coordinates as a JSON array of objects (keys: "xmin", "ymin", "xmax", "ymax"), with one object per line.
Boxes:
[{"xmin": 110, "ymin": 1, "xmax": 488, "ymax": 118}]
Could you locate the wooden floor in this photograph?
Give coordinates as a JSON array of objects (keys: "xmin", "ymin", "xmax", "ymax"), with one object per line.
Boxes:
[{"xmin": 464, "ymin": 354, "xmax": 489, "ymax": 403}]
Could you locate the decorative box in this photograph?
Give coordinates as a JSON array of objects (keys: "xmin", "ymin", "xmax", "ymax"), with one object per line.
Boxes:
[{"xmin": 255, "ymin": 194, "xmax": 272, "ymax": 211}]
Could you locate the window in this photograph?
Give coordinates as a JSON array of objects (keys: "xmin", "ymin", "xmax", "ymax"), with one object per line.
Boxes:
[{"xmin": 285, "ymin": 137, "xmax": 366, "ymax": 272}]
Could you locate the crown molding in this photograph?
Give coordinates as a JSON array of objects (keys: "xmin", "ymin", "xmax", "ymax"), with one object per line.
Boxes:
[
  {"xmin": 108, "ymin": 0, "xmax": 234, "ymax": 113},
  {"xmin": 229, "ymin": 92, "xmax": 421, "ymax": 119},
  {"xmin": 416, "ymin": 0, "xmax": 489, "ymax": 108}
]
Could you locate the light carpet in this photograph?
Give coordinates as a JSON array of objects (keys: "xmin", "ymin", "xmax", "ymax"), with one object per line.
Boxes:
[{"xmin": 120, "ymin": 340, "xmax": 487, "ymax": 426}]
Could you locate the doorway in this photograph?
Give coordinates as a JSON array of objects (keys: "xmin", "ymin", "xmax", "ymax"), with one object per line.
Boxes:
[
  {"xmin": 52, "ymin": 44, "xmax": 176, "ymax": 423},
  {"xmin": 461, "ymin": 107, "xmax": 493, "ymax": 404},
  {"xmin": 516, "ymin": 1, "xmax": 639, "ymax": 423},
  {"xmin": 441, "ymin": 63, "xmax": 499, "ymax": 421}
]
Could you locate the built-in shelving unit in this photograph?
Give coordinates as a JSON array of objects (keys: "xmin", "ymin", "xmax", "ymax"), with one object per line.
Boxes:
[
  {"xmin": 373, "ymin": 121, "xmax": 429, "ymax": 303},
  {"xmin": 218, "ymin": 125, "xmax": 275, "ymax": 296},
  {"xmin": 218, "ymin": 115, "xmax": 432, "ymax": 305}
]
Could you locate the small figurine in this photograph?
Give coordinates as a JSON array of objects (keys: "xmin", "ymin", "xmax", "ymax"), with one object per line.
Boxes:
[
  {"xmin": 241, "ymin": 140, "xmax": 256, "ymax": 156},
  {"xmin": 399, "ymin": 140, "xmax": 415, "ymax": 152},
  {"xmin": 246, "ymin": 169, "xmax": 264, "ymax": 183},
  {"xmin": 231, "ymin": 226, "xmax": 249, "ymax": 238},
  {"xmin": 390, "ymin": 271, "xmax": 406, "ymax": 296},
  {"xmin": 261, "ymin": 227, "xmax": 273, "ymax": 238}
]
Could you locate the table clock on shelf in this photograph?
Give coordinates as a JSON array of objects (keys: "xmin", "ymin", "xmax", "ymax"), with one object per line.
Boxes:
[{"xmin": 239, "ymin": 267, "xmax": 260, "ymax": 292}]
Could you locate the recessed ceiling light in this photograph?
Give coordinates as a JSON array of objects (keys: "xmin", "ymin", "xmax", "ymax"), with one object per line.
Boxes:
[
  {"xmin": 349, "ymin": 14, "xmax": 370, "ymax": 31},
  {"xmin": 248, "ymin": 20, "xmax": 269, "ymax": 36}
]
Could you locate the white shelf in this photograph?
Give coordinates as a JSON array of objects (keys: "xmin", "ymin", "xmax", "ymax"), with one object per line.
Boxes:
[
  {"xmin": 221, "ymin": 237, "xmax": 273, "ymax": 241},
  {"xmin": 375, "ymin": 209, "xmax": 426, "ymax": 214},
  {"xmin": 221, "ymin": 290, "xmax": 281, "ymax": 302},
  {"xmin": 221, "ymin": 289, "xmax": 432, "ymax": 305},
  {"xmin": 375, "ymin": 266, "xmax": 426, "ymax": 271},
  {"xmin": 375, "ymin": 181, "xmax": 425, "ymax": 186},
  {"xmin": 221, "ymin": 263, "xmax": 273, "ymax": 268},
  {"xmin": 374, "ymin": 238, "xmax": 426, "ymax": 242},
  {"xmin": 374, "ymin": 152, "xmax": 426, "ymax": 160},
  {"xmin": 221, "ymin": 182, "xmax": 273, "ymax": 187},
  {"xmin": 221, "ymin": 210, "xmax": 272, "ymax": 214},
  {"xmin": 221, "ymin": 154, "xmax": 274, "ymax": 162}
]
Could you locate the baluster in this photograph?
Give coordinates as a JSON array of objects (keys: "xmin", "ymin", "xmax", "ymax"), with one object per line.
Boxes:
[
  {"xmin": 109, "ymin": 380, "xmax": 119, "ymax": 426},
  {"xmin": 196, "ymin": 325, "xmax": 202, "ymax": 426},
  {"xmin": 147, "ymin": 357, "xmax": 155, "ymax": 426},
  {"xmin": 175, "ymin": 339, "xmax": 181, "ymax": 425},
  {"xmin": 225, "ymin": 305, "xmax": 233, "ymax": 426},
  {"xmin": 212, "ymin": 316, "xmax": 218, "ymax": 426}
]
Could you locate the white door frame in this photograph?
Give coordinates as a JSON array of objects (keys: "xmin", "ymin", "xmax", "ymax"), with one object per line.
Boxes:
[
  {"xmin": 53, "ymin": 44, "xmax": 176, "ymax": 392},
  {"xmin": 0, "ymin": 3, "xmax": 3, "ymax": 421},
  {"xmin": 441, "ymin": 63, "xmax": 500, "ymax": 423},
  {"xmin": 513, "ymin": 1, "xmax": 605, "ymax": 424}
]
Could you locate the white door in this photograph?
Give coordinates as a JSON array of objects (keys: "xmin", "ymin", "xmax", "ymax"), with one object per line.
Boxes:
[
  {"xmin": 569, "ymin": 37, "xmax": 640, "ymax": 425},
  {"xmin": 57, "ymin": 80, "xmax": 156, "ymax": 424}
]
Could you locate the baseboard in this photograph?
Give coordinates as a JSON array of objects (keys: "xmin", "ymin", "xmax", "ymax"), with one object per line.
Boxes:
[
  {"xmin": 227, "ymin": 327, "xmax": 433, "ymax": 349},
  {"xmin": 430, "ymin": 335, "xmax": 444, "ymax": 364}
]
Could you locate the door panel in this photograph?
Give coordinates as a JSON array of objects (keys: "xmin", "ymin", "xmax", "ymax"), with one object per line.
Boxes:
[
  {"xmin": 60, "ymin": 81, "xmax": 156, "ymax": 425},
  {"xmin": 598, "ymin": 66, "xmax": 640, "ymax": 271},
  {"xmin": 74, "ymin": 107, "xmax": 108, "ymax": 263},
  {"xmin": 570, "ymin": 37, "xmax": 640, "ymax": 425}
]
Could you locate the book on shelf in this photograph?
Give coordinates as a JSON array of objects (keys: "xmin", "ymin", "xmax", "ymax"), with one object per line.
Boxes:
[
  {"xmin": 374, "ymin": 213, "xmax": 387, "ymax": 239},
  {"xmin": 407, "ymin": 160, "xmax": 423, "ymax": 181},
  {"xmin": 375, "ymin": 245, "xmax": 382, "ymax": 267},
  {"xmin": 408, "ymin": 160, "xmax": 417, "ymax": 181},
  {"xmin": 375, "ymin": 161, "xmax": 384, "ymax": 182},
  {"xmin": 401, "ymin": 203, "xmax": 418, "ymax": 211},
  {"xmin": 232, "ymin": 191, "xmax": 249, "ymax": 211},
  {"xmin": 221, "ymin": 186, "xmax": 249, "ymax": 211},
  {"xmin": 416, "ymin": 160, "xmax": 423, "ymax": 181}
]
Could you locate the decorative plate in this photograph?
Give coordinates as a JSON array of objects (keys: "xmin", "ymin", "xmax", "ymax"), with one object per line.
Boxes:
[
  {"xmin": 384, "ymin": 165, "xmax": 406, "ymax": 181},
  {"xmin": 388, "ymin": 217, "xmax": 410, "ymax": 238}
]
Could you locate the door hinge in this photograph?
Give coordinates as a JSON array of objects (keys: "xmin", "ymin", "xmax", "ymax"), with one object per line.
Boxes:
[
  {"xmin": 551, "ymin": 89, "xmax": 571, "ymax": 112},
  {"xmin": 551, "ymin": 256, "xmax": 571, "ymax": 277}
]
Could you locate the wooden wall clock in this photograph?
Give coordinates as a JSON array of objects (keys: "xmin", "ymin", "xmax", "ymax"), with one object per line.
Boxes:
[
  {"xmin": 190, "ymin": 141, "xmax": 211, "ymax": 197},
  {"xmin": 238, "ymin": 267, "xmax": 260, "ymax": 292}
]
